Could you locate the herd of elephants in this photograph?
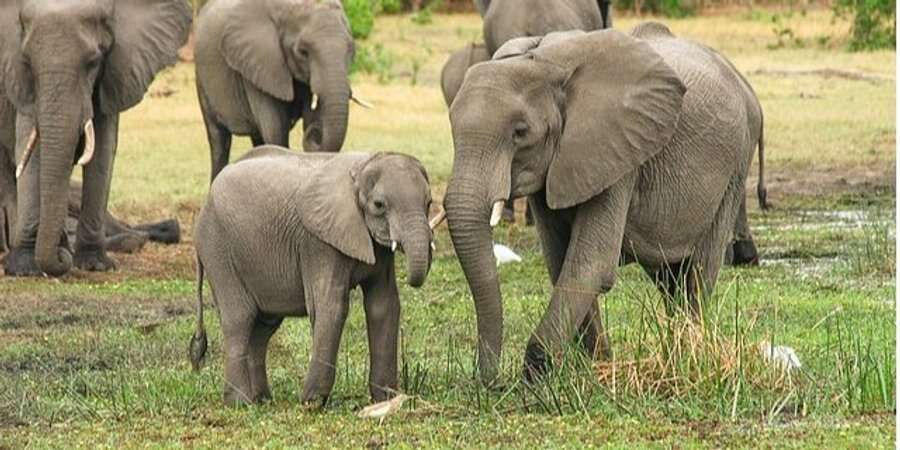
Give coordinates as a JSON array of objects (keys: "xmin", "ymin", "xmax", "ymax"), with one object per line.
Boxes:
[{"xmin": 0, "ymin": 0, "xmax": 771, "ymax": 407}]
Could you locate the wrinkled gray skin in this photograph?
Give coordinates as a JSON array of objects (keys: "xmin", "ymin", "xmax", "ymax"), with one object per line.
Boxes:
[
  {"xmin": 196, "ymin": 0, "xmax": 355, "ymax": 181},
  {"xmin": 191, "ymin": 147, "xmax": 434, "ymax": 406},
  {"xmin": 0, "ymin": 0, "xmax": 191, "ymax": 277},
  {"xmin": 444, "ymin": 24, "xmax": 766, "ymax": 383}
]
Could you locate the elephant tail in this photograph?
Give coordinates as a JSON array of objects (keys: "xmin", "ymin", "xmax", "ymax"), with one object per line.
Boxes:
[
  {"xmin": 189, "ymin": 256, "xmax": 208, "ymax": 372},
  {"xmin": 756, "ymin": 113, "xmax": 769, "ymax": 211}
]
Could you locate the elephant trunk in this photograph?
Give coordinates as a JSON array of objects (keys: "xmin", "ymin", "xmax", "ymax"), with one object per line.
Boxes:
[
  {"xmin": 445, "ymin": 172, "xmax": 503, "ymax": 385},
  {"xmin": 399, "ymin": 213, "xmax": 432, "ymax": 288},
  {"xmin": 315, "ymin": 67, "xmax": 350, "ymax": 153},
  {"xmin": 34, "ymin": 73, "xmax": 83, "ymax": 276}
]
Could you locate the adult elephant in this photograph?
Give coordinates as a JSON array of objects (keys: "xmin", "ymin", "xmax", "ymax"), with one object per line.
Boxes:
[
  {"xmin": 444, "ymin": 24, "xmax": 765, "ymax": 383},
  {"xmin": 475, "ymin": 0, "xmax": 611, "ymax": 55},
  {"xmin": 0, "ymin": 0, "xmax": 191, "ymax": 277},
  {"xmin": 196, "ymin": 0, "xmax": 356, "ymax": 181}
]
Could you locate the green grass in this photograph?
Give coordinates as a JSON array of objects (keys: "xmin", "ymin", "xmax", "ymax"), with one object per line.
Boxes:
[{"xmin": 1, "ymin": 9, "xmax": 896, "ymax": 449}]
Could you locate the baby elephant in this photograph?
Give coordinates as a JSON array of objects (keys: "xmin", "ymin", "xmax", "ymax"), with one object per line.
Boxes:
[{"xmin": 190, "ymin": 146, "xmax": 437, "ymax": 406}]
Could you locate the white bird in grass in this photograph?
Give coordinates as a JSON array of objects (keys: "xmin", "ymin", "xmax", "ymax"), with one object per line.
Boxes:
[
  {"xmin": 758, "ymin": 340, "xmax": 802, "ymax": 371},
  {"xmin": 357, "ymin": 394, "xmax": 411, "ymax": 424},
  {"xmin": 493, "ymin": 243, "xmax": 522, "ymax": 266}
]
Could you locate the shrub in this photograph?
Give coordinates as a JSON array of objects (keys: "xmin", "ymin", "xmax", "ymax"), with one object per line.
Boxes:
[
  {"xmin": 834, "ymin": 0, "xmax": 896, "ymax": 50},
  {"xmin": 343, "ymin": 0, "xmax": 376, "ymax": 39}
]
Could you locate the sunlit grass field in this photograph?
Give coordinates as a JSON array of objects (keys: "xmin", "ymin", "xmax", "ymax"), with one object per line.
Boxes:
[{"xmin": 1, "ymin": 9, "xmax": 896, "ymax": 448}]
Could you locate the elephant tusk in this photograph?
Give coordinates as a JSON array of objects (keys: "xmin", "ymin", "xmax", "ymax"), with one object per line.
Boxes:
[
  {"xmin": 15, "ymin": 128, "xmax": 38, "ymax": 179},
  {"xmin": 429, "ymin": 208, "xmax": 447, "ymax": 230},
  {"xmin": 76, "ymin": 120, "xmax": 95, "ymax": 167},
  {"xmin": 350, "ymin": 94, "xmax": 373, "ymax": 109},
  {"xmin": 431, "ymin": 241, "xmax": 437, "ymax": 251},
  {"xmin": 391, "ymin": 241, "xmax": 398, "ymax": 252},
  {"xmin": 489, "ymin": 201, "xmax": 505, "ymax": 227}
]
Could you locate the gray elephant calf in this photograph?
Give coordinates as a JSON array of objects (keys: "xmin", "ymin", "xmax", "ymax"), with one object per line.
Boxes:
[{"xmin": 190, "ymin": 147, "xmax": 436, "ymax": 406}]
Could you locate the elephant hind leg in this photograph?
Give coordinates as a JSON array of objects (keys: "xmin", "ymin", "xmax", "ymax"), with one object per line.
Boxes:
[
  {"xmin": 248, "ymin": 316, "xmax": 283, "ymax": 402},
  {"xmin": 728, "ymin": 195, "xmax": 759, "ymax": 266}
]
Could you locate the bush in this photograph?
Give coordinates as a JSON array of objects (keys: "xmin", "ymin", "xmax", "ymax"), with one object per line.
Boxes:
[
  {"xmin": 343, "ymin": 0, "xmax": 376, "ymax": 39},
  {"xmin": 613, "ymin": 0, "xmax": 696, "ymax": 17},
  {"xmin": 834, "ymin": 0, "xmax": 896, "ymax": 50}
]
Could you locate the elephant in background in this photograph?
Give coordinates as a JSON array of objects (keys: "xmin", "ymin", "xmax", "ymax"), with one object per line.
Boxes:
[
  {"xmin": 0, "ymin": 0, "xmax": 192, "ymax": 277},
  {"xmin": 196, "ymin": 0, "xmax": 356, "ymax": 181},
  {"xmin": 441, "ymin": 43, "xmax": 490, "ymax": 108},
  {"xmin": 476, "ymin": 0, "xmax": 611, "ymax": 56},
  {"xmin": 444, "ymin": 24, "xmax": 765, "ymax": 383},
  {"xmin": 191, "ymin": 147, "xmax": 436, "ymax": 405}
]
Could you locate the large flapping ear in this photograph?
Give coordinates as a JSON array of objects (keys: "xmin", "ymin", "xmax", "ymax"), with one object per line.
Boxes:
[
  {"xmin": 536, "ymin": 30, "xmax": 686, "ymax": 210},
  {"xmin": 0, "ymin": 1, "xmax": 34, "ymax": 115},
  {"xmin": 219, "ymin": 0, "xmax": 294, "ymax": 101},
  {"xmin": 98, "ymin": 0, "xmax": 192, "ymax": 114},
  {"xmin": 297, "ymin": 153, "xmax": 376, "ymax": 265},
  {"xmin": 492, "ymin": 36, "xmax": 542, "ymax": 60}
]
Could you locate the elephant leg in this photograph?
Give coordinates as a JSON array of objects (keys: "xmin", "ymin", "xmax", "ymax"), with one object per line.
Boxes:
[
  {"xmin": 729, "ymin": 194, "xmax": 759, "ymax": 266},
  {"xmin": 132, "ymin": 220, "xmax": 181, "ymax": 244},
  {"xmin": 200, "ymin": 91, "xmax": 233, "ymax": 182},
  {"xmin": 524, "ymin": 178, "xmax": 632, "ymax": 380},
  {"xmin": 74, "ymin": 114, "xmax": 118, "ymax": 272},
  {"xmin": 5, "ymin": 115, "xmax": 44, "ymax": 276},
  {"xmin": 222, "ymin": 315, "xmax": 255, "ymax": 406},
  {"xmin": 301, "ymin": 263, "xmax": 351, "ymax": 406},
  {"xmin": 250, "ymin": 133, "xmax": 265, "ymax": 148},
  {"xmin": 248, "ymin": 315, "xmax": 283, "ymax": 402},
  {"xmin": 691, "ymin": 178, "xmax": 745, "ymax": 311},
  {"xmin": 362, "ymin": 266, "xmax": 401, "ymax": 402},
  {"xmin": 529, "ymin": 193, "xmax": 608, "ymax": 360}
]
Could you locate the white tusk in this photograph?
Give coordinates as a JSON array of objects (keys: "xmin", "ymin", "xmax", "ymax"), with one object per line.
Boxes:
[
  {"xmin": 391, "ymin": 241, "xmax": 397, "ymax": 252},
  {"xmin": 489, "ymin": 201, "xmax": 505, "ymax": 227},
  {"xmin": 15, "ymin": 128, "xmax": 38, "ymax": 179},
  {"xmin": 429, "ymin": 208, "xmax": 447, "ymax": 230},
  {"xmin": 431, "ymin": 241, "xmax": 436, "ymax": 251},
  {"xmin": 350, "ymin": 94, "xmax": 373, "ymax": 109},
  {"xmin": 76, "ymin": 119, "xmax": 95, "ymax": 166}
]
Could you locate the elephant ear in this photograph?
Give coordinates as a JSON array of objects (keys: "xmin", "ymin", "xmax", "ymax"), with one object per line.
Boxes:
[
  {"xmin": 0, "ymin": 0, "xmax": 35, "ymax": 115},
  {"xmin": 297, "ymin": 154, "xmax": 376, "ymax": 265},
  {"xmin": 538, "ymin": 30, "xmax": 686, "ymax": 210},
  {"xmin": 493, "ymin": 31, "xmax": 585, "ymax": 60},
  {"xmin": 219, "ymin": 0, "xmax": 293, "ymax": 102},
  {"xmin": 98, "ymin": 0, "xmax": 192, "ymax": 114}
]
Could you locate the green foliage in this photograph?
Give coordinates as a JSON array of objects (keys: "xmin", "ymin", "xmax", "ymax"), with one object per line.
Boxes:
[
  {"xmin": 343, "ymin": 0, "xmax": 376, "ymax": 39},
  {"xmin": 351, "ymin": 43, "xmax": 395, "ymax": 82},
  {"xmin": 613, "ymin": 0, "xmax": 695, "ymax": 17},
  {"xmin": 834, "ymin": 0, "xmax": 896, "ymax": 50},
  {"xmin": 375, "ymin": 0, "xmax": 405, "ymax": 13}
]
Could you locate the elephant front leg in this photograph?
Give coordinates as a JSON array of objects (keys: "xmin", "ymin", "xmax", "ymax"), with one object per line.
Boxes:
[
  {"xmin": 74, "ymin": 114, "xmax": 118, "ymax": 272},
  {"xmin": 5, "ymin": 114, "xmax": 45, "ymax": 276},
  {"xmin": 362, "ymin": 265, "xmax": 401, "ymax": 402},
  {"xmin": 524, "ymin": 179, "xmax": 632, "ymax": 381},
  {"xmin": 301, "ymin": 269, "xmax": 351, "ymax": 406}
]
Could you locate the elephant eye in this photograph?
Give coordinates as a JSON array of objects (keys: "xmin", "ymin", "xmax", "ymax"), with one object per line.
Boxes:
[
  {"xmin": 372, "ymin": 199, "xmax": 386, "ymax": 213},
  {"xmin": 512, "ymin": 121, "xmax": 529, "ymax": 141}
]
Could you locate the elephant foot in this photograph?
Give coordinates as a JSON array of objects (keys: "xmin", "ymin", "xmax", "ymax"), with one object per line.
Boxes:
[
  {"xmin": 523, "ymin": 342, "xmax": 551, "ymax": 383},
  {"xmin": 106, "ymin": 231, "xmax": 149, "ymax": 254},
  {"xmin": 729, "ymin": 239, "xmax": 759, "ymax": 266},
  {"xmin": 2, "ymin": 247, "xmax": 42, "ymax": 276},
  {"xmin": 74, "ymin": 246, "xmax": 117, "ymax": 272},
  {"xmin": 134, "ymin": 219, "xmax": 181, "ymax": 244},
  {"xmin": 300, "ymin": 389, "xmax": 330, "ymax": 409},
  {"xmin": 223, "ymin": 388, "xmax": 255, "ymax": 407}
]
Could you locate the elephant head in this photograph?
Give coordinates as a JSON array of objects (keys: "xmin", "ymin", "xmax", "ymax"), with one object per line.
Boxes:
[
  {"xmin": 0, "ymin": 0, "xmax": 191, "ymax": 276},
  {"xmin": 220, "ymin": 0, "xmax": 354, "ymax": 152},
  {"xmin": 298, "ymin": 153, "xmax": 434, "ymax": 287},
  {"xmin": 444, "ymin": 30, "xmax": 685, "ymax": 382}
]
